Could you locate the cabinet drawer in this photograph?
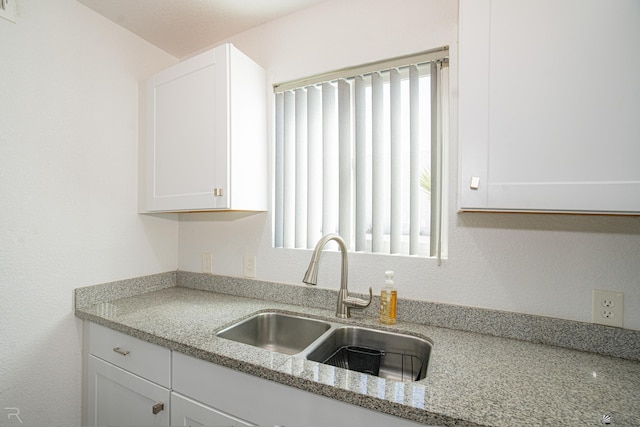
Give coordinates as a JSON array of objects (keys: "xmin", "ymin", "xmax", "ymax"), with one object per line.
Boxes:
[{"xmin": 89, "ymin": 322, "xmax": 171, "ymax": 387}]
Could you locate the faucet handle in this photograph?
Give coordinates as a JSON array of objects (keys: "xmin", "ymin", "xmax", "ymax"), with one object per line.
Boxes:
[{"xmin": 343, "ymin": 287, "xmax": 373, "ymax": 309}]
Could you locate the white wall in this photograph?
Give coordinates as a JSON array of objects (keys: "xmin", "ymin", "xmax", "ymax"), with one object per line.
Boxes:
[
  {"xmin": 0, "ymin": 1, "xmax": 177, "ymax": 425},
  {"xmin": 177, "ymin": 0, "xmax": 640, "ymax": 330}
]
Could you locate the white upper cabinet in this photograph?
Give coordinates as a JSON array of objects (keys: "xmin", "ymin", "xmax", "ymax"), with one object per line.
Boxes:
[
  {"xmin": 144, "ymin": 43, "xmax": 267, "ymax": 212},
  {"xmin": 459, "ymin": 0, "xmax": 640, "ymax": 214}
]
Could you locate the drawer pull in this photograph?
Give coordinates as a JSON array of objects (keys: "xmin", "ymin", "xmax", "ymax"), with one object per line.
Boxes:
[
  {"xmin": 152, "ymin": 403, "xmax": 164, "ymax": 414},
  {"xmin": 112, "ymin": 347, "xmax": 130, "ymax": 356}
]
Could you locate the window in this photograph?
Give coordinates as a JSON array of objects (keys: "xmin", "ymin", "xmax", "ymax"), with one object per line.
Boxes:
[{"xmin": 273, "ymin": 48, "xmax": 448, "ymax": 259}]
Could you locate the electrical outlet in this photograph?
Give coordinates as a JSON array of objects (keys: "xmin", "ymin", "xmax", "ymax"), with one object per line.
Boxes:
[
  {"xmin": 592, "ymin": 290, "xmax": 623, "ymax": 328},
  {"xmin": 243, "ymin": 255, "xmax": 256, "ymax": 278},
  {"xmin": 202, "ymin": 253, "xmax": 213, "ymax": 274}
]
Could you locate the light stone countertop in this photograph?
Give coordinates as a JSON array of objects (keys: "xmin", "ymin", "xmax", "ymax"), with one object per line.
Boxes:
[{"xmin": 75, "ymin": 284, "xmax": 640, "ymax": 426}]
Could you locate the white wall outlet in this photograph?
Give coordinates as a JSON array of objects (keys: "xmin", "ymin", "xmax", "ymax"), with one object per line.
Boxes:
[
  {"xmin": 202, "ymin": 253, "xmax": 213, "ymax": 274},
  {"xmin": 243, "ymin": 255, "xmax": 256, "ymax": 278},
  {"xmin": 0, "ymin": 0, "xmax": 16, "ymax": 23},
  {"xmin": 592, "ymin": 289, "xmax": 623, "ymax": 328}
]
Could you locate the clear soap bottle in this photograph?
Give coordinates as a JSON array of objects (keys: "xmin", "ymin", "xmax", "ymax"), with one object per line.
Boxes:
[{"xmin": 379, "ymin": 270, "xmax": 397, "ymax": 325}]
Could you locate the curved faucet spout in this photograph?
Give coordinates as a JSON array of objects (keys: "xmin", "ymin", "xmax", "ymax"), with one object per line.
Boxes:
[
  {"xmin": 303, "ymin": 234, "xmax": 372, "ymax": 319},
  {"xmin": 303, "ymin": 234, "xmax": 349, "ymax": 289}
]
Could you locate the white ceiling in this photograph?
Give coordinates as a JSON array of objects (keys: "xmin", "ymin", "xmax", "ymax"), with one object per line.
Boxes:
[{"xmin": 76, "ymin": 0, "xmax": 327, "ymax": 58}]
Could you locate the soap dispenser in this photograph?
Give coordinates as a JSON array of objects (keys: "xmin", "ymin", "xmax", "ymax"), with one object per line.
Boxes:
[{"xmin": 379, "ymin": 270, "xmax": 397, "ymax": 325}]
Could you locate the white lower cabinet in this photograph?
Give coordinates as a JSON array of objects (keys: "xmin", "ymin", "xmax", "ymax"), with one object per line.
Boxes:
[
  {"xmin": 88, "ymin": 355, "xmax": 170, "ymax": 426},
  {"xmin": 171, "ymin": 392, "xmax": 255, "ymax": 427},
  {"xmin": 173, "ymin": 352, "xmax": 424, "ymax": 427},
  {"xmin": 86, "ymin": 323, "xmax": 172, "ymax": 427},
  {"xmin": 86, "ymin": 322, "xmax": 424, "ymax": 426}
]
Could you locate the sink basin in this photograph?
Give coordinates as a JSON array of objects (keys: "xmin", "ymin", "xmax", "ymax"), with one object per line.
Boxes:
[
  {"xmin": 216, "ymin": 312, "xmax": 331, "ymax": 355},
  {"xmin": 305, "ymin": 326, "xmax": 432, "ymax": 382},
  {"xmin": 217, "ymin": 311, "xmax": 432, "ymax": 382}
]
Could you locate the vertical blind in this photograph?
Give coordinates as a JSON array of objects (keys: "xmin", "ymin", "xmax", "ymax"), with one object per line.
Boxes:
[{"xmin": 274, "ymin": 48, "xmax": 448, "ymax": 258}]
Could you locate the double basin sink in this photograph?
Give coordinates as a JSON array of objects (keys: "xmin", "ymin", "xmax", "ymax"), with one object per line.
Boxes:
[{"xmin": 216, "ymin": 311, "xmax": 432, "ymax": 382}]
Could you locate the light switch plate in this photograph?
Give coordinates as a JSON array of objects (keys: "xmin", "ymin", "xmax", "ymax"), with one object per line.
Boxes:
[
  {"xmin": 592, "ymin": 289, "xmax": 623, "ymax": 328},
  {"xmin": 0, "ymin": 0, "xmax": 16, "ymax": 23}
]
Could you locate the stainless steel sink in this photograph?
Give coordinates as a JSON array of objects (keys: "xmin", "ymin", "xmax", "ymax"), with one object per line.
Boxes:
[
  {"xmin": 215, "ymin": 312, "xmax": 331, "ymax": 355},
  {"xmin": 305, "ymin": 326, "xmax": 432, "ymax": 382},
  {"xmin": 216, "ymin": 311, "xmax": 432, "ymax": 382}
]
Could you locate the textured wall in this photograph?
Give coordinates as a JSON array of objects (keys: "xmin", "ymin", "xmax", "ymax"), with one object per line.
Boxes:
[
  {"xmin": 177, "ymin": 0, "xmax": 640, "ymax": 330},
  {"xmin": 0, "ymin": 1, "xmax": 177, "ymax": 424}
]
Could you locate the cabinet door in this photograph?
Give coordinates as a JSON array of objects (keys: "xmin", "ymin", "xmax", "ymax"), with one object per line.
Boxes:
[
  {"xmin": 171, "ymin": 392, "xmax": 255, "ymax": 427},
  {"xmin": 173, "ymin": 352, "xmax": 424, "ymax": 427},
  {"xmin": 459, "ymin": 0, "xmax": 640, "ymax": 214},
  {"xmin": 146, "ymin": 45, "xmax": 230, "ymax": 212},
  {"xmin": 88, "ymin": 355, "xmax": 170, "ymax": 427}
]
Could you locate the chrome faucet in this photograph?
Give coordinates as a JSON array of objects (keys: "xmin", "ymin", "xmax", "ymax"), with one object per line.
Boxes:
[{"xmin": 303, "ymin": 234, "xmax": 372, "ymax": 319}]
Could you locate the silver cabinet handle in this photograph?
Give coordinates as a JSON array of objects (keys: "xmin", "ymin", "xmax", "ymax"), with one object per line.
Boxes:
[
  {"xmin": 112, "ymin": 347, "xmax": 130, "ymax": 356},
  {"xmin": 152, "ymin": 403, "xmax": 164, "ymax": 415}
]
